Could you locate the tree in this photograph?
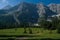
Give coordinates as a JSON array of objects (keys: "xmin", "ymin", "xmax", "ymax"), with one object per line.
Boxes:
[
  {"xmin": 51, "ymin": 16, "xmax": 59, "ymax": 30},
  {"xmin": 28, "ymin": 22, "xmax": 32, "ymax": 34},
  {"xmin": 49, "ymin": 16, "xmax": 60, "ymax": 33},
  {"xmin": 57, "ymin": 23, "xmax": 60, "ymax": 33}
]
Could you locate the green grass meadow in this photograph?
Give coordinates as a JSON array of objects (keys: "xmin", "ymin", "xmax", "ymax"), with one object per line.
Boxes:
[{"xmin": 0, "ymin": 28, "xmax": 60, "ymax": 39}]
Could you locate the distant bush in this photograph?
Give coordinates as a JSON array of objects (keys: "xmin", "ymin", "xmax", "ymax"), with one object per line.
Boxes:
[{"xmin": 57, "ymin": 28, "xmax": 60, "ymax": 33}]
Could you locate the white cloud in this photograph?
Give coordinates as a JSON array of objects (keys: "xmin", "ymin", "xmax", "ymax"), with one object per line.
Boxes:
[
  {"xmin": 0, "ymin": 0, "xmax": 8, "ymax": 4},
  {"xmin": 2, "ymin": 0, "xmax": 6, "ymax": 2},
  {"xmin": 0, "ymin": 0, "xmax": 9, "ymax": 9},
  {"xmin": 0, "ymin": 0, "xmax": 7, "ymax": 3},
  {"xmin": 2, "ymin": 0, "xmax": 8, "ymax": 3}
]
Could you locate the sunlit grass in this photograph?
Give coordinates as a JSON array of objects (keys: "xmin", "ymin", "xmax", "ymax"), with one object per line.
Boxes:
[{"xmin": 0, "ymin": 28, "xmax": 60, "ymax": 39}]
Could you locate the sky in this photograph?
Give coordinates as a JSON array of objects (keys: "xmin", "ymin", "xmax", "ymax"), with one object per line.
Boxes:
[{"xmin": 0, "ymin": 0, "xmax": 60, "ymax": 9}]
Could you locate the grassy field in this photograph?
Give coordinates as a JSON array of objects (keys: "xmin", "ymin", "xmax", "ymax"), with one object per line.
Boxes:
[
  {"xmin": 0, "ymin": 28, "xmax": 57, "ymax": 35},
  {"xmin": 0, "ymin": 28, "xmax": 60, "ymax": 39}
]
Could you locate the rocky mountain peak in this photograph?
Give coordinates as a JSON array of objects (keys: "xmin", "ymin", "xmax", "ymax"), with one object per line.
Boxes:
[
  {"xmin": 2, "ymin": 5, "xmax": 12, "ymax": 10},
  {"xmin": 48, "ymin": 3, "xmax": 57, "ymax": 13}
]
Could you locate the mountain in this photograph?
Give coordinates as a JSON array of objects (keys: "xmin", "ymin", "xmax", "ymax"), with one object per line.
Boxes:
[
  {"xmin": 48, "ymin": 3, "xmax": 60, "ymax": 19},
  {"xmin": 0, "ymin": 2, "xmax": 39, "ymax": 26},
  {"xmin": 2, "ymin": 5, "xmax": 12, "ymax": 10},
  {"xmin": 0, "ymin": 5, "xmax": 12, "ymax": 15},
  {"xmin": 48, "ymin": 3, "xmax": 57, "ymax": 13},
  {"xmin": 0, "ymin": 10, "xmax": 7, "ymax": 14},
  {"xmin": 12, "ymin": 2, "xmax": 39, "ymax": 24},
  {"xmin": 48, "ymin": 3, "xmax": 60, "ymax": 14},
  {"xmin": 37, "ymin": 3, "xmax": 57, "ymax": 21},
  {"xmin": 0, "ymin": 2, "xmax": 60, "ymax": 28},
  {"xmin": 57, "ymin": 4, "xmax": 60, "ymax": 14}
]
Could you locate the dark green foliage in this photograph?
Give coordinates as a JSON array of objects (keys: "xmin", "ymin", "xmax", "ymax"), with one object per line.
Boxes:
[
  {"xmin": 24, "ymin": 27, "xmax": 27, "ymax": 33},
  {"xmin": 57, "ymin": 23, "xmax": 60, "ymax": 33},
  {"xmin": 29, "ymin": 28, "xmax": 32, "ymax": 34}
]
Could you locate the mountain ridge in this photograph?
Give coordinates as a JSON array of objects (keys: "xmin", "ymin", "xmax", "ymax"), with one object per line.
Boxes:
[{"xmin": 0, "ymin": 2, "xmax": 60, "ymax": 26}]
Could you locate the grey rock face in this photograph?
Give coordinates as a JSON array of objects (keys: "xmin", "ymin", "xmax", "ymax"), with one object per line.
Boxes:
[
  {"xmin": 57, "ymin": 4, "xmax": 60, "ymax": 14},
  {"xmin": 48, "ymin": 3, "xmax": 57, "ymax": 13},
  {"xmin": 48, "ymin": 3, "xmax": 60, "ymax": 14}
]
